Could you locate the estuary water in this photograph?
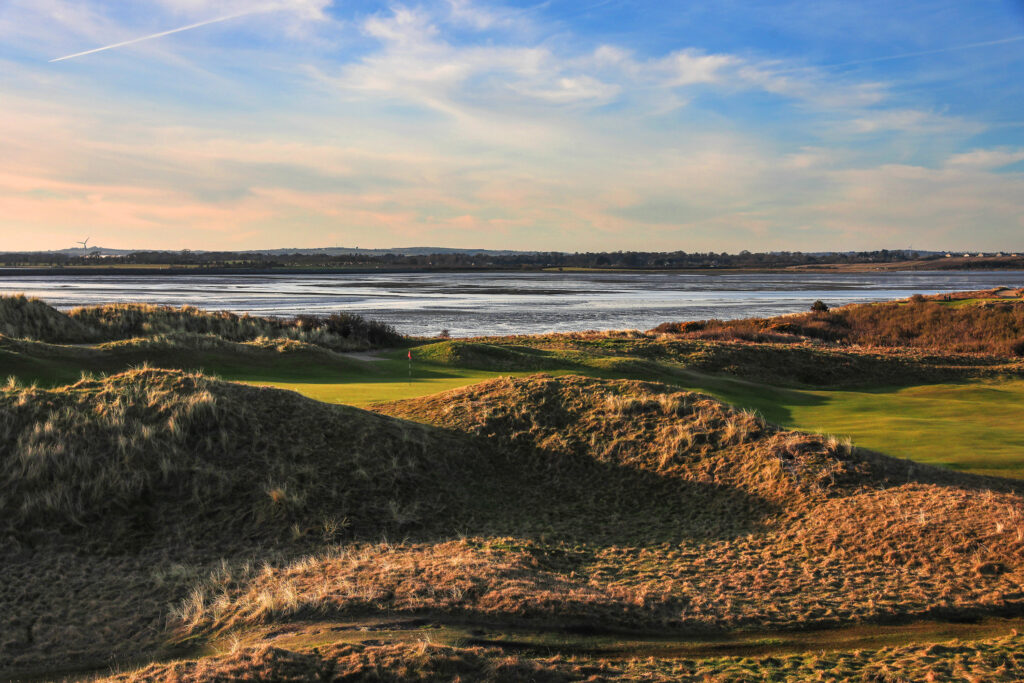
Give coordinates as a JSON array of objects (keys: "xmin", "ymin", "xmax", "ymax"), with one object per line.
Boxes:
[{"xmin": 2, "ymin": 270, "xmax": 1022, "ymax": 337}]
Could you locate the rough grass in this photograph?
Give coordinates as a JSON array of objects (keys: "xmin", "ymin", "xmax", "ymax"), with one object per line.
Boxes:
[
  {"xmin": 100, "ymin": 633, "xmax": 1024, "ymax": 682},
  {"xmin": 652, "ymin": 288, "xmax": 1024, "ymax": 357},
  {"xmin": 5, "ymin": 294, "xmax": 1024, "ymax": 678},
  {"xmin": 507, "ymin": 332, "xmax": 1024, "ymax": 387},
  {"xmin": 0, "ymin": 294, "xmax": 93, "ymax": 343},
  {"xmin": 0, "ymin": 367, "xmax": 502, "ymax": 550},
  {"xmin": 0, "ymin": 295, "xmax": 402, "ymax": 350},
  {"xmin": 3, "ymin": 372, "xmax": 1023, "ymax": 676},
  {"xmin": 147, "ymin": 376, "xmax": 1024, "ymax": 644},
  {"xmin": 70, "ymin": 302, "xmax": 402, "ymax": 350},
  {"xmin": 6, "ymin": 328, "xmax": 1024, "ymax": 480}
]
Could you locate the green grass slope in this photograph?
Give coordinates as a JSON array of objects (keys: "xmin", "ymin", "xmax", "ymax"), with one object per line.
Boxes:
[{"xmin": 0, "ymin": 332, "xmax": 377, "ymax": 388}]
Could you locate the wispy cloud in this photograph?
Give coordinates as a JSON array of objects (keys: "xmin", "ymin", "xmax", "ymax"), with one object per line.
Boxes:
[{"xmin": 1, "ymin": 0, "xmax": 1021, "ymax": 250}]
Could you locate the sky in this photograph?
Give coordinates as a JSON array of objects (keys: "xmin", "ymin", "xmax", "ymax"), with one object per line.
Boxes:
[{"xmin": 1, "ymin": 1, "xmax": 1023, "ymax": 252}]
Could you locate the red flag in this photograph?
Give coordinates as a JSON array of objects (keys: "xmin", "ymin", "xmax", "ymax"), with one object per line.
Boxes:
[{"xmin": 407, "ymin": 349, "xmax": 412, "ymax": 360}]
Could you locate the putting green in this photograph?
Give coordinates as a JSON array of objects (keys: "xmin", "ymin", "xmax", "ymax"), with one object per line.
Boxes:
[{"xmin": 785, "ymin": 381, "xmax": 1024, "ymax": 479}]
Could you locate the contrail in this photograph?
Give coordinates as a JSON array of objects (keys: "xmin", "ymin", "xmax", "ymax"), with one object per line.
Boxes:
[
  {"xmin": 49, "ymin": 8, "xmax": 269, "ymax": 63},
  {"xmin": 774, "ymin": 35, "xmax": 1024, "ymax": 74},
  {"xmin": 819, "ymin": 35, "xmax": 1024, "ymax": 69}
]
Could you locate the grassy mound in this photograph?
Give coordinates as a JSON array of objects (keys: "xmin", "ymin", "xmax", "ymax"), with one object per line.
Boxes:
[
  {"xmin": 379, "ymin": 374, "xmax": 875, "ymax": 502},
  {"xmin": 5, "ymin": 372, "xmax": 1024, "ymax": 676},
  {"xmin": 101, "ymin": 634, "xmax": 1024, "ymax": 682},
  {"xmin": 0, "ymin": 295, "xmax": 403, "ymax": 350},
  {"xmin": 0, "ymin": 294, "xmax": 93, "ymax": 343},
  {"xmin": 0, "ymin": 331, "xmax": 377, "ymax": 391},
  {"xmin": 172, "ymin": 376, "xmax": 1024, "ymax": 637},
  {"xmin": 0, "ymin": 368, "xmax": 496, "ymax": 550},
  {"xmin": 71, "ymin": 303, "xmax": 402, "ymax": 350}
]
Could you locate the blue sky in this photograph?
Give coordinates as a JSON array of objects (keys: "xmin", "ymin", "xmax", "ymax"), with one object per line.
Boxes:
[{"xmin": 1, "ymin": 0, "xmax": 1022, "ymax": 251}]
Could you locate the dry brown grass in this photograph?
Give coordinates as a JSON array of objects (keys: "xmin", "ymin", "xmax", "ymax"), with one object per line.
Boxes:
[
  {"xmin": 4, "ymin": 371, "xmax": 1024, "ymax": 677},
  {"xmin": 0, "ymin": 295, "xmax": 402, "ymax": 350},
  {"xmin": 0, "ymin": 367, "xmax": 501, "ymax": 551},
  {"xmin": 652, "ymin": 288, "xmax": 1024, "ymax": 357},
  {"xmin": 104, "ymin": 641, "xmax": 570, "ymax": 682},
  {"xmin": 100, "ymin": 634, "xmax": 1024, "ymax": 682},
  {"xmin": 162, "ymin": 376, "xmax": 1024, "ymax": 639},
  {"xmin": 70, "ymin": 303, "xmax": 401, "ymax": 350},
  {"xmin": 0, "ymin": 294, "xmax": 93, "ymax": 343}
]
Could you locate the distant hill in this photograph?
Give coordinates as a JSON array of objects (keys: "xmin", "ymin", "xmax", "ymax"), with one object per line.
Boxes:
[{"xmin": 43, "ymin": 246, "xmax": 535, "ymax": 257}]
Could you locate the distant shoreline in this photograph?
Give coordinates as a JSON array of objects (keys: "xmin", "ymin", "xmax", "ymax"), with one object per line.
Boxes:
[{"xmin": 3, "ymin": 262, "xmax": 1024, "ymax": 277}]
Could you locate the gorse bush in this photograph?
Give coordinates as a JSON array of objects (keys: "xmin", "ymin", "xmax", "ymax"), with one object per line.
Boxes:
[{"xmin": 0, "ymin": 296, "xmax": 403, "ymax": 350}]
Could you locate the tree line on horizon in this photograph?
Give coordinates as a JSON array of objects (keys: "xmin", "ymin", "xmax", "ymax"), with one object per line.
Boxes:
[{"xmin": 0, "ymin": 248, "xmax": 982, "ymax": 270}]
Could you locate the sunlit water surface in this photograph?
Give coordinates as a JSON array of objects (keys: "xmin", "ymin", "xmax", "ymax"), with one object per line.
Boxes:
[{"xmin": 2, "ymin": 270, "xmax": 1022, "ymax": 337}]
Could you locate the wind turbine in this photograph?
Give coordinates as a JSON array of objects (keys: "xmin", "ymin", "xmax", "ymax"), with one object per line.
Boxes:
[{"xmin": 76, "ymin": 237, "xmax": 90, "ymax": 250}]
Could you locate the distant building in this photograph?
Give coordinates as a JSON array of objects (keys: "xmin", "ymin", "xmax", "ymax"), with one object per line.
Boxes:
[
  {"xmin": 945, "ymin": 253, "xmax": 953, "ymax": 258},
  {"xmin": 963, "ymin": 253, "xmax": 971, "ymax": 257}
]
